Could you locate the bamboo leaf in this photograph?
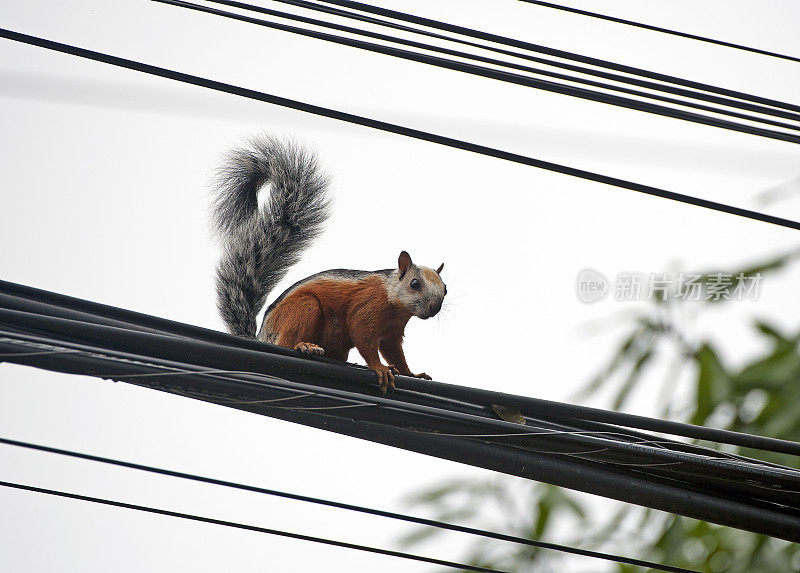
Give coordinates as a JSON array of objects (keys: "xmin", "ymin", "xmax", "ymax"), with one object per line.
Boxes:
[{"xmin": 691, "ymin": 344, "xmax": 729, "ymax": 425}]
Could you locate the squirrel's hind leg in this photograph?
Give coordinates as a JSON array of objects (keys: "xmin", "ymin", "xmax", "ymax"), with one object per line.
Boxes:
[{"xmin": 271, "ymin": 293, "xmax": 326, "ymax": 356}]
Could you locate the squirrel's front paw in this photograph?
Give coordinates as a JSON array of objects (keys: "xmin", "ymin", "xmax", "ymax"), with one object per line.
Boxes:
[
  {"xmin": 414, "ymin": 372, "xmax": 432, "ymax": 380},
  {"xmin": 372, "ymin": 364, "xmax": 395, "ymax": 394},
  {"xmin": 294, "ymin": 342, "xmax": 325, "ymax": 356}
]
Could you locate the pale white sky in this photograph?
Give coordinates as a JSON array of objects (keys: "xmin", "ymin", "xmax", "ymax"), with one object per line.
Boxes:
[{"xmin": 1, "ymin": 1, "xmax": 799, "ymax": 571}]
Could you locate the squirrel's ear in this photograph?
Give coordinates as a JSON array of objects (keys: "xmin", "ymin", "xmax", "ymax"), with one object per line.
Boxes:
[
  {"xmin": 436, "ymin": 263, "xmax": 444, "ymax": 275},
  {"xmin": 398, "ymin": 251, "xmax": 412, "ymax": 280}
]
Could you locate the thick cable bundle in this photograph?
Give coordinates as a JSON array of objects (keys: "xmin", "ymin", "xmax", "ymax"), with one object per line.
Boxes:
[{"xmin": 1, "ymin": 279, "xmax": 799, "ymax": 543}]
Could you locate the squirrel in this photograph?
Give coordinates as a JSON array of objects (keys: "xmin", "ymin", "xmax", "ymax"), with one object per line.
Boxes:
[{"xmin": 211, "ymin": 135, "xmax": 447, "ymax": 393}]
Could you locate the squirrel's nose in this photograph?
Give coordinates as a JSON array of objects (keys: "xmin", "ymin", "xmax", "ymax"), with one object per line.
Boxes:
[{"xmin": 429, "ymin": 302, "xmax": 442, "ymax": 317}]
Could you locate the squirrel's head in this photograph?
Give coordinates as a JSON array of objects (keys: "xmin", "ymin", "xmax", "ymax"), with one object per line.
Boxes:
[{"xmin": 389, "ymin": 250, "xmax": 447, "ymax": 319}]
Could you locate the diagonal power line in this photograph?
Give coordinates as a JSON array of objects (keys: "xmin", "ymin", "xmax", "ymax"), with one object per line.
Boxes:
[
  {"xmin": 155, "ymin": 0, "xmax": 800, "ymax": 143},
  {"xmin": 0, "ymin": 437, "xmax": 699, "ymax": 573},
  {"xmin": 0, "ymin": 480, "xmax": 506, "ymax": 573},
  {"xmin": 3, "ymin": 323, "xmax": 799, "ymax": 491},
  {"xmin": 1, "ymin": 307, "xmax": 800, "ymax": 542},
  {"xmin": 1, "ymin": 27, "xmax": 799, "ymax": 232},
  {"xmin": 308, "ymin": 0, "xmax": 800, "ymax": 114},
  {"xmin": 517, "ymin": 0, "xmax": 800, "ymax": 64},
  {"xmin": 5, "ymin": 278, "xmax": 800, "ymax": 458},
  {"xmin": 3, "ymin": 293, "xmax": 800, "ymax": 544},
  {"xmin": 179, "ymin": 0, "xmax": 800, "ymax": 128},
  {"xmin": 249, "ymin": 0, "xmax": 800, "ymax": 123}
]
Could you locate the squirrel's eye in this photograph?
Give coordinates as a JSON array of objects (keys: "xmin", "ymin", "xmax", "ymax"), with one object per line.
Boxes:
[{"xmin": 410, "ymin": 278, "xmax": 421, "ymax": 290}]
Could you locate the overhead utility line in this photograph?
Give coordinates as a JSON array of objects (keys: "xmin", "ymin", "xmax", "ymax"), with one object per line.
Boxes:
[
  {"xmin": 0, "ymin": 480, "xmax": 505, "ymax": 573},
  {"xmin": 3, "ymin": 328, "xmax": 799, "ymax": 542},
  {"xmin": 2, "ymin": 280, "xmax": 800, "ymax": 542},
  {"xmin": 155, "ymin": 0, "xmax": 800, "ymax": 144},
  {"xmin": 0, "ymin": 437, "xmax": 698, "ymax": 573},
  {"xmin": 1, "ymin": 28, "xmax": 798, "ymax": 232},
  {"xmin": 230, "ymin": 0, "xmax": 800, "ymax": 123},
  {"xmin": 517, "ymin": 0, "xmax": 800, "ymax": 64},
  {"xmin": 5, "ymin": 279, "xmax": 800, "ymax": 458},
  {"xmin": 4, "ymin": 322, "xmax": 797, "ymax": 496},
  {"xmin": 301, "ymin": 0, "xmax": 800, "ymax": 114}
]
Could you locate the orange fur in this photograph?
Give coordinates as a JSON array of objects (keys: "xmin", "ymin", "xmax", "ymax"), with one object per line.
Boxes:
[{"xmin": 267, "ymin": 277, "xmax": 413, "ymax": 381}]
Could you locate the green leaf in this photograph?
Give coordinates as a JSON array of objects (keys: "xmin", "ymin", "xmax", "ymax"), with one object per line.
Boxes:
[
  {"xmin": 733, "ymin": 346, "xmax": 800, "ymax": 391},
  {"xmin": 759, "ymin": 389, "xmax": 800, "ymax": 438},
  {"xmin": 754, "ymin": 321, "xmax": 793, "ymax": 348},
  {"xmin": 612, "ymin": 342, "xmax": 655, "ymax": 410},
  {"xmin": 577, "ymin": 327, "xmax": 642, "ymax": 399},
  {"xmin": 691, "ymin": 344, "xmax": 729, "ymax": 425}
]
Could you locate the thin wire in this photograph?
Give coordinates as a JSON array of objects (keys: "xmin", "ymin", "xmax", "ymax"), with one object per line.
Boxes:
[
  {"xmin": 420, "ymin": 430, "xmax": 623, "ymax": 438},
  {"xmin": 413, "ymin": 424, "xmax": 769, "ymax": 465},
  {"xmin": 631, "ymin": 440, "xmax": 798, "ymax": 469},
  {"xmin": 174, "ymin": 390, "xmax": 316, "ymax": 404},
  {"xmin": 409, "ymin": 430, "xmax": 759, "ymax": 465},
  {"xmin": 0, "ymin": 336, "xmax": 81, "ymax": 357},
  {"xmin": 165, "ymin": 371, "xmax": 792, "ymax": 474},
  {"xmin": 0, "ymin": 437, "xmax": 700, "ymax": 572},
  {"xmin": 517, "ymin": 0, "xmax": 800, "ymax": 64},
  {"xmin": 0, "ymin": 479, "xmax": 506, "ymax": 573},
  {"xmin": 1, "ymin": 28, "xmax": 798, "ymax": 232},
  {"xmin": 178, "ymin": 384, "xmax": 746, "ymax": 465},
  {"xmin": 116, "ymin": 369, "xmax": 377, "ymax": 409},
  {"xmin": 309, "ymin": 0, "xmax": 800, "ymax": 113},
  {"xmin": 599, "ymin": 460, "xmax": 684, "ymax": 467},
  {"xmin": 270, "ymin": 0, "xmax": 800, "ymax": 121},
  {"xmin": 274, "ymin": 403, "xmax": 378, "ymax": 410},
  {"xmin": 160, "ymin": 0, "xmax": 800, "ymax": 144},
  {"xmin": 0, "ymin": 349, "xmax": 78, "ymax": 357},
  {"xmin": 189, "ymin": 0, "xmax": 800, "ymax": 129},
  {"xmin": 173, "ymin": 382, "xmax": 747, "ymax": 462}
]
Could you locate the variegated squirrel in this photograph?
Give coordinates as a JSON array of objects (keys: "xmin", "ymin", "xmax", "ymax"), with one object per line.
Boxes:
[{"xmin": 211, "ymin": 136, "xmax": 446, "ymax": 393}]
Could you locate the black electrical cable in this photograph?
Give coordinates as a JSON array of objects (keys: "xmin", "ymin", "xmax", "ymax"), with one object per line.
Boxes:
[
  {"xmin": 3, "ymin": 336, "xmax": 800, "ymax": 543},
  {"xmin": 403, "ymin": 379, "xmax": 800, "ymax": 459},
  {"xmin": 1, "ymin": 316, "xmax": 778, "ymax": 478},
  {"xmin": 1, "ymin": 28, "xmax": 799, "ymax": 232},
  {"xmin": 191, "ymin": 0, "xmax": 800, "ymax": 129},
  {"xmin": 3, "ymin": 330, "xmax": 800, "ymax": 541},
  {"xmin": 1, "ymin": 288, "xmax": 794, "ymax": 484},
  {"xmin": 264, "ymin": 0, "xmax": 800, "ymax": 123},
  {"xmin": 280, "ymin": 0, "xmax": 800, "ymax": 124},
  {"xmin": 0, "ymin": 480, "xmax": 505, "ymax": 573},
  {"xmin": 5, "ymin": 279, "xmax": 750, "ymax": 469},
  {"xmin": 3, "ymin": 320, "xmax": 800, "ymax": 504},
  {"xmin": 4, "ymin": 278, "xmax": 800, "ymax": 458},
  {"xmin": 517, "ymin": 0, "xmax": 800, "ymax": 64},
  {"xmin": 0, "ymin": 437, "xmax": 699, "ymax": 572},
  {"xmin": 309, "ymin": 0, "xmax": 800, "ymax": 114},
  {"xmin": 8, "ymin": 274, "xmax": 789, "ymax": 469},
  {"xmin": 157, "ymin": 0, "xmax": 800, "ymax": 143}
]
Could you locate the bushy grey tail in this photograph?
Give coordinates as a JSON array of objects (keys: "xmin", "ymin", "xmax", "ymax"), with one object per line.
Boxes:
[{"xmin": 212, "ymin": 135, "xmax": 330, "ymax": 337}]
